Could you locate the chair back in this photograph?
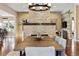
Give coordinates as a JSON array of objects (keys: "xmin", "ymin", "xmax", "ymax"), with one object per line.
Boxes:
[
  {"xmin": 55, "ymin": 36, "xmax": 59, "ymax": 42},
  {"xmin": 55, "ymin": 36, "xmax": 66, "ymax": 49},
  {"xmin": 60, "ymin": 38, "xmax": 66, "ymax": 49},
  {"xmin": 25, "ymin": 47, "xmax": 55, "ymax": 56}
]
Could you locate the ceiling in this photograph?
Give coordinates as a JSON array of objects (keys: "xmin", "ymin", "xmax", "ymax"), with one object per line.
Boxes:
[
  {"xmin": 0, "ymin": 10, "xmax": 15, "ymax": 16},
  {"xmin": 50, "ymin": 3, "xmax": 74, "ymax": 13},
  {"xmin": 5, "ymin": 3, "xmax": 74, "ymax": 13},
  {"xmin": 6, "ymin": 3, "xmax": 29, "ymax": 12}
]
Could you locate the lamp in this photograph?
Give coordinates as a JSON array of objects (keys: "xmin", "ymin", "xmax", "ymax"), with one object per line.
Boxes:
[{"xmin": 29, "ymin": 3, "xmax": 51, "ymax": 11}]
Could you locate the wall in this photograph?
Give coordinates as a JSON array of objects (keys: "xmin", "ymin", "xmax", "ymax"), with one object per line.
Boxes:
[
  {"xmin": 16, "ymin": 12, "xmax": 29, "ymax": 45},
  {"xmin": 16, "ymin": 11, "xmax": 61, "ymax": 44},
  {"xmin": 17, "ymin": 12, "xmax": 29, "ymax": 20},
  {"xmin": 76, "ymin": 6, "xmax": 79, "ymax": 40},
  {"xmin": 50, "ymin": 12, "xmax": 62, "ymax": 31},
  {"xmin": 17, "ymin": 11, "xmax": 61, "ymax": 31},
  {"xmin": 23, "ymin": 25, "xmax": 56, "ymax": 39}
]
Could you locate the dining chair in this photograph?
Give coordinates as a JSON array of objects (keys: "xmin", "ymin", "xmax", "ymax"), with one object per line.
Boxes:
[
  {"xmin": 55, "ymin": 36, "xmax": 62, "ymax": 45},
  {"xmin": 58, "ymin": 37, "xmax": 63, "ymax": 45},
  {"xmin": 55, "ymin": 36, "xmax": 66, "ymax": 49},
  {"xmin": 55, "ymin": 36, "xmax": 59, "ymax": 42},
  {"xmin": 55, "ymin": 36, "xmax": 66, "ymax": 56},
  {"xmin": 59, "ymin": 38, "xmax": 66, "ymax": 56},
  {"xmin": 25, "ymin": 47, "xmax": 56, "ymax": 56},
  {"xmin": 61, "ymin": 38, "xmax": 66, "ymax": 49}
]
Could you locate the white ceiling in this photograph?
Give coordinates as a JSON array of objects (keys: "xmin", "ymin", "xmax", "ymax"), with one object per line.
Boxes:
[
  {"xmin": 5, "ymin": 3, "xmax": 74, "ymax": 13},
  {"xmin": 6, "ymin": 3, "xmax": 29, "ymax": 12},
  {"xmin": 51, "ymin": 3, "xmax": 74, "ymax": 13},
  {"xmin": 0, "ymin": 9, "xmax": 15, "ymax": 16}
]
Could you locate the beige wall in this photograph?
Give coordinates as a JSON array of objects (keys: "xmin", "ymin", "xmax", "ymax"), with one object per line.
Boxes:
[
  {"xmin": 23, "ymin": 25, "xmax": 56, "ymax": 39},
  {"xmin": 50, "ymin": 12, "xmax": 62, "ymax": 31},
  {"xmin": 28, "ymin": 11, "xmax": 61, "ymax": 31},
  {"xmin": 17, "ymin": 12, "xmax": 61, "ymax": 31},
  {"xmin": 76, "ymin": 6, "xmax": 79, "ymax": 40},
  {"xmin": 16, "ymin": 12, "xmax": 29, "ymax": 44},
  {"xmin": 17, "ymin": 12, "xmax": 29, "ymax": 20}
]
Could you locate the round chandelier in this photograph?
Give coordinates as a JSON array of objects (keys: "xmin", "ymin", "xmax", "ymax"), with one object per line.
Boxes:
[{"xmin": 29, "ymin": 3, "xmax": 51, "ymax": 11}]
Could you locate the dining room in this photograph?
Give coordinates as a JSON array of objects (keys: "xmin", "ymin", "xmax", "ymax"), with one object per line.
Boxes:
[{"xmin": 0, "ymin": 3, "xmax": 75, "ymax": 56}]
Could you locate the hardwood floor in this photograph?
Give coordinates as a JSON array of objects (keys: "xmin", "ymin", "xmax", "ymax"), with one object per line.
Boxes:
[
  {"xmin": 65, "ymin": 39, "xmax": 72, "ymax": 56},
  {"xmin": 0, "ymin": 46, "xmax": 11, "ymax": 56},
  {"xmin": 76, "ymin": 41, "xmax": 79, "ymax": 56},
  {"xmin": 0, "ymin": 47, "xmax": 2, "ymax": 55}
]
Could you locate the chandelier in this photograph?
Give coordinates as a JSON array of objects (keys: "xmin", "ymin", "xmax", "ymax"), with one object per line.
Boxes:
[{"xmin": 29, "ymin": 3, "xmax": 51, "ymax": 11}]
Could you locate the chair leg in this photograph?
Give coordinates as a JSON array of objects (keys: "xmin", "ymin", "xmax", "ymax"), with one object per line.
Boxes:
[
  {"xmin": 56, "ymin": 51, "xmax": 62, "ymax": 56},
  {"xmin": 20, "ymin": 51, "xmax": 23, "ymax": 56},
  {"xmin": 20, "ymin": 50, "xmax": 26, "ymax": 56}
]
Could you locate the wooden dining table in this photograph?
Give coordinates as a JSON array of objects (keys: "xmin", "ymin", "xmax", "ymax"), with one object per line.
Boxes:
[{"xmin": 14, "ymin": 36, "xmax": 64, "ymax": 52}]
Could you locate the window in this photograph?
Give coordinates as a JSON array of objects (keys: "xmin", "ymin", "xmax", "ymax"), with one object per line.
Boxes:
[{"xmin": 0, "ymin": 18, "xmax": 16, "ymax": 50}]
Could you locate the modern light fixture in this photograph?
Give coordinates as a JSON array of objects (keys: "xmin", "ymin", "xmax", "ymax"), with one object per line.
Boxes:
[{"xmin": 29, "ymin": 3, "xmax": 51, "ymax": 11}]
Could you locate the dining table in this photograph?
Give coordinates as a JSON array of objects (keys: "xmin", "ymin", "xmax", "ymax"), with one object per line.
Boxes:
[{"xmin": 14, "ymin": 36, "xmax": 64, "ymax": 56}]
